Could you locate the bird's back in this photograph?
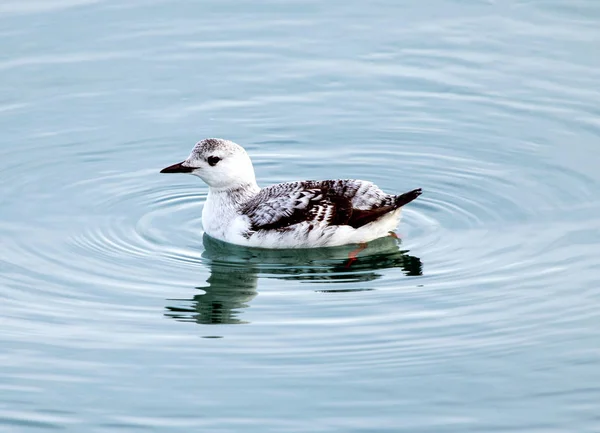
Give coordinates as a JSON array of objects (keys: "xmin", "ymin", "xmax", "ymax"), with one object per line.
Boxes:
[{"xmin": 240, "ymin": 179, "xmax": 421, "ymax": 231}]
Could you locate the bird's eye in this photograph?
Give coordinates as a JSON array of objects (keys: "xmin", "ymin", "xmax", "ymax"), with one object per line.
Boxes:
[{"xmin": 207, "ymin": 156, "xmax": 221, "ymax": 166}]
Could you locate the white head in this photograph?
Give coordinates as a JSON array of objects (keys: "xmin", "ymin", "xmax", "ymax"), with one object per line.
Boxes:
[{"xmin": 161, "ymin": 138, "xmax": 257, "ymax": 190}]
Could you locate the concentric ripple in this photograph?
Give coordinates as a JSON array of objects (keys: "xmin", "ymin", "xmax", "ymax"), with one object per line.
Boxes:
[{"xmin": 1, "ymin": 126, "xmax": 599, "ymax": 338}]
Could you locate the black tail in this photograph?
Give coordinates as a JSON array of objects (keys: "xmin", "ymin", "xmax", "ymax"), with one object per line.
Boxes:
[
  {"xmin": 346, "ymin": 188, "xmax": 422, "ymax": 229},
  {"xmin": 395, "ymin": 188, "xmax": 422, "ymax": 208}
]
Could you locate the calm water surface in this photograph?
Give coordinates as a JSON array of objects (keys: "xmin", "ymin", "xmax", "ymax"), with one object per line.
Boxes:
[{"xmin": 1, "ymin": 0, "xmax": 600, "ymax": 431}]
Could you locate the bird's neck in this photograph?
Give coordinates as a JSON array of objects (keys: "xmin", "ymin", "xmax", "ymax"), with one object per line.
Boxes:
[{"xmin": 207, "ymin": 182, "xmax": 260, "ymax": 205}]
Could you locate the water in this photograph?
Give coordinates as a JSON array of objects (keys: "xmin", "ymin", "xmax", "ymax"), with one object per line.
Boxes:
[{"xmin": 1, "ymin": 0, "xmax": 599, "ymax": 431}]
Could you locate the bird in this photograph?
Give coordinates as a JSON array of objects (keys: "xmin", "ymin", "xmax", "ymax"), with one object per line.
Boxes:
[{"xmin": 160, "ymin": 138, "xmax": 422, "ymax": 250}]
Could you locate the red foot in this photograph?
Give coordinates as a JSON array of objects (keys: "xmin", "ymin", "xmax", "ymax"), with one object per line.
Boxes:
[
  {"xmin": 389, "ymin": 232, "xmax": 401, "ymax": 239},
  {"xmin": 346, "ymin": 242, "xmax": 368, "ymax": 268}
]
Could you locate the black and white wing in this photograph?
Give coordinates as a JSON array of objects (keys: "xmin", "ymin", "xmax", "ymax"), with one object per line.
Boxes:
[{"xmin": 240, "ymin": 179, "xmax": 421, "ymax": 232}]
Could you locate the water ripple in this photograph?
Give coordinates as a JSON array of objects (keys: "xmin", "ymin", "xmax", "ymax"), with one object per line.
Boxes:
[{"xmin": 1, "ymin": 1, "xmax": 600, "ymax": 429}]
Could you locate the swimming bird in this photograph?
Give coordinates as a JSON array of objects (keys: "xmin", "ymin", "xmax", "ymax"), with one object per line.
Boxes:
[{"xmin": 160, "ymin": 138, "xmax": 421, "ymax": 249}]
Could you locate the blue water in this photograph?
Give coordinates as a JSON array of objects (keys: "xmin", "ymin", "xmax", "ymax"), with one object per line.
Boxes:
[{"xmin": 1, "ymin": 1, "xmax": 600, "ymax": 431}]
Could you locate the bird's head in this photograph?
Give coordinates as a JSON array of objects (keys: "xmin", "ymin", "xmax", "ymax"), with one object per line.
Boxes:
[{"xmin": 160, "ymin": 138, "xmax": 257, "ymax": 190}]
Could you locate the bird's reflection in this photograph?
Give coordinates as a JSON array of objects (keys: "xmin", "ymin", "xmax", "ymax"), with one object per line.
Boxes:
[{"xmin": 164, "ymin": 234, "xmax": 422, "ymax": 326}]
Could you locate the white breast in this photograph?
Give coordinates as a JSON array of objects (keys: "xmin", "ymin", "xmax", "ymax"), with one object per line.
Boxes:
[{"xmin": 202, "ymin": 190, "xmax": 253, "ymax": 244}]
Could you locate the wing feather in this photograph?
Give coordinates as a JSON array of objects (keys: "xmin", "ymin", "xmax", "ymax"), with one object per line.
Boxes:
[{"xmin": 240, "ymin": 180, "xmax": 419, "ymax": 232}]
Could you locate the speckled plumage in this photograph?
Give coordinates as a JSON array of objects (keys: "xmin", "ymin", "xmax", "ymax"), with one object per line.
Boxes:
[{"xmin": 161, "ymin": 139, "xmax": 422, "ymax": 248}]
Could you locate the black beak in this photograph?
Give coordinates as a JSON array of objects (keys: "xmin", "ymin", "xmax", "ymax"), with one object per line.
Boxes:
[{"xmin": 160, "ymin": 161, "xmax": 195, "ymax": 173}]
